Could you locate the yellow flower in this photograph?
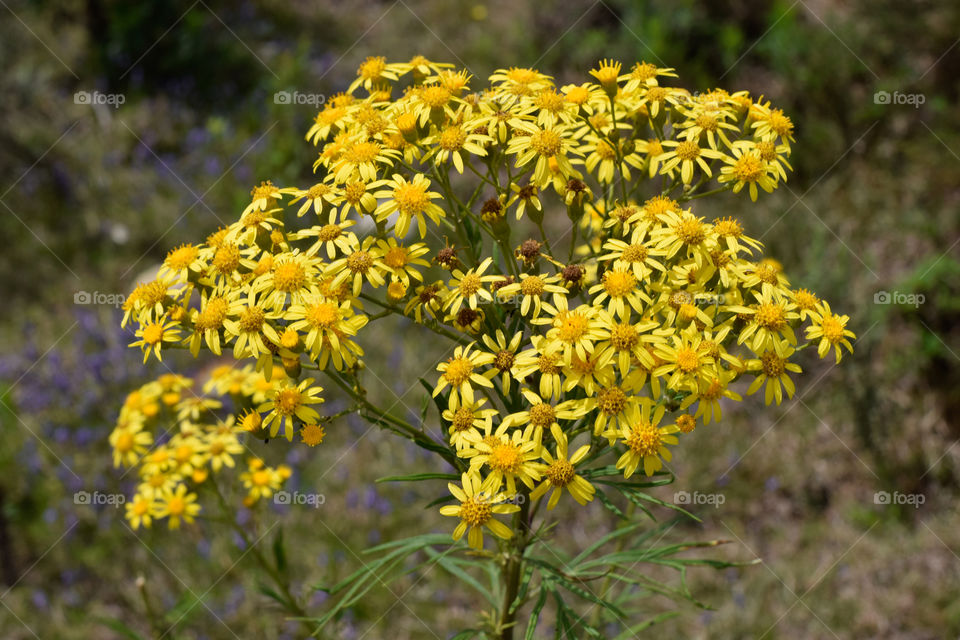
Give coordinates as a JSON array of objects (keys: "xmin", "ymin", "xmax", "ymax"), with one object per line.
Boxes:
[
  {"xmin": 718, "ymin": 143, "xmax": 777, "ymax": 201},
  {"xmin": 375, "ymin": 238, "xmax": 431, "ymax": 285},
  {"xmin": 330, "ymin": 137, "xmax": 400, "ymax": 183},
  {"xmin": 325, "ymin": 235, "xmax": 387, "ymax": 297},
  {"xmin": 444, "ymin": 257, "xmax": 499, "ymax": 314},
  {"xmin": 425, "ymin": 124, "xmax": 491, "ymax": 174},
  {"xmin": 805, "ymin": 302, "xmax": 855, "ymax": 363},
  {"xmin": 658, "ymin": 138, "xmax": 727, "ymax": 184},
  {"xmin": 747, "ymin": 348, "xmax": 802, "ymax": 405},
  {"xmin": 439, "ymin": 472, "xmax": 519, "ymax": 550},
  {"xmin": 125, "ymin": 493, "xmax": 156, "ymax": 530},
  {"xmin": 506, "ymin": 123, "xmax": 581, "ymax": 189},
  {"xmin": 206, "ymin": 428, "xmax": 243, "ymax": 472},
  {"xmin": 461, "ymin": 423, "xmax": 542, "ymax": 496},
  {"xmin": 296, "ymin": 209, "xmax": 355, "ymax": 258},
  {"xmin": 588, "ymin": 59, "xmax": 622, "ymax": 96},
  {"xmin": 442, "ymin": 395, "xmax": 498, "ymax": 450},
  {"xmin": 257, "ymin": 378, "xmax": 324, "ymax": 441},
  {"xmin": 241, "ymin": 458, "xmax": 285, "ymax": 502},
  {"xmin": 531, "ymin": 424, "xmax": 594, "ymax": 509},
  {"xmin": 481, "ymin": 330, "xmax": 524, "ymax": 392},
  {"xmin": 495, "ymin": 273, "xmax": 566, "ymax": 318},
  {"xmin": 608, "ymin": 399, "xmax": 679, "ymax": 477},
  {"xmin": 588, "ymin": 266, "xmax": 651, "ymax": 320},
  {"xmin": 433, "ymin": 343, "xmax": 495, "ymax": 405},
  {"xmin": 110, "ymin": 423, "xmax": 152, "ymax": 468},
  {"xmin": 244, "ymin": 180, "xmax": 283, "ymax": 217},
  {"xmin": 502, "ymin": 389, "xmax": 587, "ymax": 438},
  {"xmin": 373, "ymin": 173, "xmax": 446, "ymax": 238},
  {"xmin": 286, "ymin": 295, "xmax": 368, "ymax": 367},
  {"xmin": 155, "ymin": 484, "xmax": 201, "ymax": 529}
]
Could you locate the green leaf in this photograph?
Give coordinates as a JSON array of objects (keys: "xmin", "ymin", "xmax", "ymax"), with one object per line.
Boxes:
[
  {"xmin": 594, "ymin": 488, "xmax": 627, "ymax": 519},
  {"xmin": 273, "ymin": 527, "xmax": 287, "ymax": 574},
  {"xmin": 612, "ymin": 611, "xmax": 681, "ymax": 637},
  {"xmin": 524, "ymin": 584, "xmax": 551, "ymax": 640},
  {"xmin": 424, "ymin": 548, "xmax": 497, "ymax": 607}
]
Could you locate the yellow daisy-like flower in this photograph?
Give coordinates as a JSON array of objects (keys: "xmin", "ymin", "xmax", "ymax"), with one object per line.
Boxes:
[
  {"xmin": 330, "ymin": 137, "xmax": 400, "ymax": 183},
  {"xmin": 746, "ymin": 347, "xmax": 802, "ymax": 405},
  {"xmin": 373, "ymin": 173, "xmax": 446, "ymax": 238},
  {"xmin": 495, "ymin": 273, "xmax": 566, "ymax": 318},
  {"xmin": 160, "ymin": 243, "xmax": 204, "ymax": 279},
  {"xmin": 433, "ymin": 343, "xmax": 496, "ymax": 405},
  {"xmin": 206, "ymin": 428, "xmax": 243, "ymax": 471},
  {"xmin": 442, "ymin": 395, "xmax": 498, "ymax": 450},
  {"xmin": 250, "ymin": 251, "xmax": 320, "ymax": 312},
  {"xmin": 125, "ymin": 493, "xmax": 156, "ymax": 530},
  {"xmin": 244, "ymin": 180, "xmax": 284, "ymax": 217},
  {"xmin": 718, "ymin": 143, "xmax": 777, "ymax": 201},
  {"xmin": 296, "ymin": 209, "xmax": 355, "ymax": 258},
  {"xmin": 444, "ymin": 257, "xmax": 500, "ymax": 314},
  {"xmin": 732, "ymin": 290, "xmax": 799, "ymax": 357},
  {"xmin": 349, "ymin": 55, "xmax": 399, "ymax": 93},
  {"xmin": 425, "ymin": 124, "xmax": 491, "ymax": 174},
  {"xmin": 608, "ymin": 399, "xmax": 679, "ymax": 478},
  {"xmin": 129, "ymin": 319, "xmax": 181, "ymax": 363},
  {"xmin": 588, "ymin": 58, "xmax": 622, "ymax": 96},
  {"xmin": 598, "ymin": 229, "xmax": 665, "ymax": 280},
  {"xmin": 154, "ymin": 483, "xmax": 201, "ymax": 529},
  {"xmin": 288, "ymin": 182, "xmax": 343, "ymax": 218},
  {"xmin": 658, "ymin": 138, "xmax": 727, "ymax": 184},
  {"xmin": 257, "ymin": 378, "xmax": 325, "ymax": 441},
  {"xmin": 588, "ymin": 266, "xmax": 651, "ymax": 320},
  {"xmin": 375, "ymin": 237, "xmax": 431, "ymax": 285},
  {"xmin": 325, "ymin": 235, "xmax": 388, "ymax": 297},
  {"xmin": 240, "ymin": 458, "xmax": 286, "ymax": 502},
  {"xmin": 222, "ymin": 297, "xmax": 280, "ymax": 361},
  {"xmin": 506, "ymin": 123, "xmax": 581, "ymax": 189},
  {"xmin": 462, "ymin": 423, "xmax": 543, "ymax": 496},
  {"xmin": 286, "ymin": 295, "xmax": 368, "ymax": 367},
  {"xmin": 535, "ymin": 296, "xmax": 606, "ymax": 362},
  {"xmin": 530, "ymin": 424, "xmax": 595, "ymax": 509},
  {"xmin": 439, "ymin": 472, "xmax": 519, "ymax": 550},
  {"xmin": 653, "ymin": 332, "xmax": 716, "ymax": 392},
  {"xmin": 481, "ymin": 330, "xmax": 524, "ymax": 392},
  {"xmin": 805, "ymin": 302, "xmax": 855, "ymax": 363},
  {"xmin": 501, "ymin": 389, "xmax": 587, "ymax": 438},
  {"xmin": 110, "ymin": 423, "xmax": 152, "ymax": 468}
]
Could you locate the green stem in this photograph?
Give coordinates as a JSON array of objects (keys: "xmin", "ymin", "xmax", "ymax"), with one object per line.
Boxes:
[{"xmin": 498, "ymin": 490, "xmax": 531, "ymax": 639}]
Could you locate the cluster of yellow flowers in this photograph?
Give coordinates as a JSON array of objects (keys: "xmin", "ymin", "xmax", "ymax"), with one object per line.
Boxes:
[
  {"xmin": 110, "ymin": 367, "xmax": 319, "ymax": 529},
  {"xmin": 117, "ymin": 56, "xmax": 854, "ymax": 547}
]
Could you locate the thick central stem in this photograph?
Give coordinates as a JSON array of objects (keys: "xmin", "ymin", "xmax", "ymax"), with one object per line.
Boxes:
[{"xmin": 498, "ymin": 491, "xmax": 531, "ymax": 639}]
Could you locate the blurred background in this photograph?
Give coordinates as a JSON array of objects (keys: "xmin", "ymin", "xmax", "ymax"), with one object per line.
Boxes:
[{"xmin": 1, "ymin": 0, "xmax": 958, "ymax": 638}]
